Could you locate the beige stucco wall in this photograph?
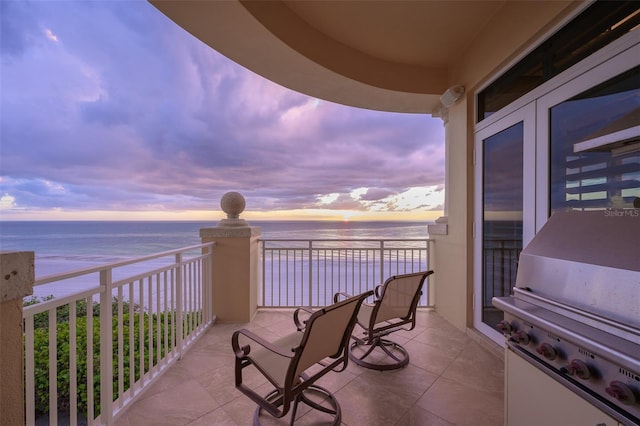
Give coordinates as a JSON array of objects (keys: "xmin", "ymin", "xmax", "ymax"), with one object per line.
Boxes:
[
  {"xmin": 454, "ymin": 1, "xmax": 579, "ymax": 89},
  {"xmin": 0, "ymin": 251, "xmax": 34, "ymax": 426},
  {"xmin": 431, "ymin": 1, "xmax": 582, "ymax": 331},
  {"xmin": 200, "ymin": 227, "xmax": 261, "ymax": 323},
  {"xmin": 431, "ymin": 100, "xmax": 471, "ymax": 331},
  {"xmin": 0, "ymin": 299, "xmax": 25, "ymax": 426}
]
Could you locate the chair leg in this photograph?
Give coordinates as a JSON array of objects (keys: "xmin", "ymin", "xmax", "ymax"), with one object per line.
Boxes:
[
  {"xmin": 252, "ymin": 388, "xmax": 284, "ymax": 426},
  {"xmin": 299, "ymin": 385, "xmax": 341, "ymax": 417},
  {"xmin": 253, "ymin": 385, "xmax": 341, "ymax": 425},
  {"xmin": 349, "ymin": 337, "xmax": 410, "ymax": 371}
]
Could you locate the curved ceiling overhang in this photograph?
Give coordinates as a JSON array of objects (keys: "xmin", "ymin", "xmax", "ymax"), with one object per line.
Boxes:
[
  {"xmin": 240, "ymin": 1, "xmax": 449, "ymax": 96},
  {"xmin": 150, "ymin": 0, "xmax": 447, "ymax": 113}
]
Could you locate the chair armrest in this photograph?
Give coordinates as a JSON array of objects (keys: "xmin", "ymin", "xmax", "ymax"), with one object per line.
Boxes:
[
  {"xmin": 333, "ymin": 291, "xmax": 353, "ymax": 303},
  {"xmin": 232, "ymin": 328, "xmax": 296, "ymax": 359},
  {"xmin": 293, "ymin": 307, "xmax": 315, "ymax": 331},
  {"xmin": 373, "ymin": 284, "xmax": 384, "ymax": 299}
]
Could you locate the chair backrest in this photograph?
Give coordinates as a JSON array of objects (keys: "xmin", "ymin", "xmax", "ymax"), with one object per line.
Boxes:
[
  {"xmin": 373, "ymin": 271, "xmax": 433, "ymax": 323},
  {"xmin": 292, "ymin": 291, "xmax": 372, "ymax": 380}
]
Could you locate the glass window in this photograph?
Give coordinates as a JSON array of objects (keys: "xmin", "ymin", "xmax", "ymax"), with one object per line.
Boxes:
[
  {"xmin": 478, "ymin": 1, "xmax": 639, "ymax": 121},
  {"xmin": 482, "ymin": 122, "xmax": 524, "ymax": 329},
  {"xmin": 549, "ymin": 66, "xmax": 640, "ymax": 213}
]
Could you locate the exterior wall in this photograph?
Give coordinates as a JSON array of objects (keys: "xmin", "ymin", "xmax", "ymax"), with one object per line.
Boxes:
[
  {"xmin": 0, "ymin": 298, "xmax": 25, "ymax": 425},
  {"xmin": 431, "ymin": 1, "xmax": 582, "ymax": 331},
  {"xmin": 431, "ymin": 99, "xmax": 471, "ymax": 331},
  {"xmin": 454, "ymin": 1, "xmax": 579, "ymax": 88},
  {"xmin": 200, "ymin": 226, "xmax": 261, "ymax": 323},
  {"xmin": 0, "ymin": 251, "xmax": 34, "ymax": 426}
]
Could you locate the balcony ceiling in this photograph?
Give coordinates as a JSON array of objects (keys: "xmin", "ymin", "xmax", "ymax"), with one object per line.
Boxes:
[{"xmin": 150, "ymin": 0, "xmax": 508, "ymax": 113}]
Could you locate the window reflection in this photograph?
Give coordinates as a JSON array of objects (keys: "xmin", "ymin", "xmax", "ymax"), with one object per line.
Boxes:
[
  {"xmin": 550, "ymin": 66, "xmax": 640, "ymax": 213},
  {"xmin": 482, "ymin": 122, "xmax": 523, "ymax": 329},
  {"xmin": 477, "ymin": 2, "xmax": 639, "ymax": 121}
]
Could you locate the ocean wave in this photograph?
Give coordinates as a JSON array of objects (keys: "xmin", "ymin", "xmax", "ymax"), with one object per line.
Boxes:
[{"xmin": 37, "ymin": 254, "xmax": 132, "ymax": 263}]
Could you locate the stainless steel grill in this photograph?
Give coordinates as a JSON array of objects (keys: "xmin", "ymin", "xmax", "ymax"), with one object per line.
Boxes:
[{"xmin": 493, "ymin": 210, "xmax": 640, "ymax": 425}]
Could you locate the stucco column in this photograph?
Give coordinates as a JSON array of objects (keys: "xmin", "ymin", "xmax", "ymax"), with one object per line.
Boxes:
[
  {"xmin": 428, "ymin": 101, "xmax": 454, "ymax": 237},
  {"xmin": 0, "ymin": 251, "xmax": 34, "ymax": 426},
  {"xmin": 427, "ymin": 88, "xmax": 470, "ymax": 331},
  {"xmin": 200, "ymin": 192, "xmax": 261, "ymax": 323}
]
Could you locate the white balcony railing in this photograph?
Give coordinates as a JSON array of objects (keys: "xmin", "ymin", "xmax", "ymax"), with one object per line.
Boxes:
[
  {"xmin": 260, "ymin": 239, "xmax": 433, "ymax": 308},
  {"xmin": 483, "ymin": 240, "xmax": 522, "ymax": 307},
  {"xmin": 23, "ymin": 243, "xmax": 214, "ymax": 426},
  {"xmin": 22, "ymin": 238, "xmax": 432, "ymax": 425}
]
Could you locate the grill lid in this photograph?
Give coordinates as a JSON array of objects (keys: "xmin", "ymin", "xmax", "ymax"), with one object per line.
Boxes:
[{"xmin": 515, "ymin": 210, "xmax": 640, "ymax": 328}]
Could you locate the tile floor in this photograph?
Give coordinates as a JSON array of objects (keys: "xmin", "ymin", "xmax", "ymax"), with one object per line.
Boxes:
[{"xmin": 113, "ymin": 309, "xmax": 505, "ymax": 426}]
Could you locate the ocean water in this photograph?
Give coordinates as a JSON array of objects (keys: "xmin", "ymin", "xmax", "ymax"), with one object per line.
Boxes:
[{"xmin": 0, "ymin": 220, "xmax": 430, "ymax": 300}]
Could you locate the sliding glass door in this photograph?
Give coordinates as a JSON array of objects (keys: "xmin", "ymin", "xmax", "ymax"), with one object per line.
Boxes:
[
  {"xmin": 474, "ymin": 104, "xmax": 535, "ymax": 343},
  {"xmin": 473, "ymin": 38, "xmax": 638, "ymax": 343}
]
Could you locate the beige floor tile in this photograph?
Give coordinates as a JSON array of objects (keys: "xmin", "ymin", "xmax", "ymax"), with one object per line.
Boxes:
[
  {"xmin": 414, "ymin": 310, "xmax": 449, "ymax": 327},
  {"xmin": 396, "ymin": 405, "xmax": 455, "ymax": 426},
  {"xmin": 204, "ymin": 361, "xmax": 270, "ymax": 406},
  {"xmin": 112, "ymin": 413, "xmax": 132, "ymax": 426},
  {"xmin": 336, "ymin": 365, "xmax": 438, "ymax": 426},
  {"xmin": 186, "ymin": 407, "xmax": 240, "ymax": 426},
  {"xmin": 416, "ymin": 376, "xmax": 503, "ymax": 426},
  {"xmin": 217, "ymin": 393, "xmax": 263, "ymax": 425},
  {"xmin": 412, "ymin": 323, "xmax": 468, "ymax": 352},
  {"xmin": 248, "ymin": 310, "xmax": 296, "ymax": 329},
  {"xmin": 403, "ymin": 339, "xmax": 460, "ymax": 376},
  {"xmin": 116, "ymin": 310, "xmax": 505, "ymax": 426},
  {"xmin": 131, "ymin": 361, "xmax": 195, "ymax": 402},
  {"xmin": 123, "ymin": 379, "xmax": 219, "ymax": 426},
  {"xmin": 336, "ymin": 376, "xmax": 410, "ymax": 426},
  {"xmin": 441, "ymin": 341, "xmax": 504, "ymax": 394}
]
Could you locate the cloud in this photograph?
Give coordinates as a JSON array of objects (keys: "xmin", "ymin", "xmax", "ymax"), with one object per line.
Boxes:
[
  {"xmin": 0, "ymin": 1, "xmax": 42, "ymax": 58},
  {"xmin": 0, "ymin": 0, "xmax": 445, "ymax": 219},
  {"xmin": 319, "ymin": 193, "xmax": 366, "ymax": 211},
  {"xmin": 360, "ymin": 188, "xmax": 396, "ymax": 202}
]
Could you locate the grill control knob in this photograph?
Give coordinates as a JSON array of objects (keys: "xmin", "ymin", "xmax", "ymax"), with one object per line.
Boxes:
[
  {"xmin": 496, "ymin": 320, "xmax": 513, "ymax": 335},
  {"xmin": 513, "ymin": 330, "xmax": 531, "ymax": 345},
  {"xmin": 605, "ymin": 381, "xmax": 636, "ymax": 405},
  {"xmin": 566, "ymin": 359, "xmax": 591, "ymax": 380},
  {"xmin": 536, "ymin": 343, "xmax": 557, "ymax": 360}
]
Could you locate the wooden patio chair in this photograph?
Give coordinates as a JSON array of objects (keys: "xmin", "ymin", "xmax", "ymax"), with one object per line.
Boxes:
[
  {"xmin": 335, "ymin": 271, "xmax": 434, "ymax": 371},
  {"xmin": 231, "ymin": 290, "xmax": 373, "ymax": 425}
]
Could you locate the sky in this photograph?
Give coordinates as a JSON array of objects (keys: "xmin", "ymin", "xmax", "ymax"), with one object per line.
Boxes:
[{"xmin": 0, "ymin": 0, "xmax": 445, "ymax": 222}]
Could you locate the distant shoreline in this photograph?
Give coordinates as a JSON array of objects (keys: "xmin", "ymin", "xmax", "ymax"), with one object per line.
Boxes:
[{"xmin": 1, "ymin": 219, "xmax": 433, "ymax": 223}]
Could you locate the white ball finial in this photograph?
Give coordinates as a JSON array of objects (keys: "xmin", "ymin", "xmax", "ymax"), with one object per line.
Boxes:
[
  {"xmin": 218, "ymin": 192, "xmax": 248, "ymax": 227},
  {"xmin": 221, "ymin": 191, "xmax": 245, "ymax": 219}
]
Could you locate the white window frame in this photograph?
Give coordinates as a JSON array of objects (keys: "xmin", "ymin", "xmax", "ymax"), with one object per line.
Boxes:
[
  {"xmin": 472, "ymin": 31, "xmax": 640, "ymax": 343},
  {"xmin": 535, "ymin": 41, "xmax": 640, "ymax": 227},
  {"xmin": 473, "ymin": 102, "xmax": 536, "ymax": 345}
]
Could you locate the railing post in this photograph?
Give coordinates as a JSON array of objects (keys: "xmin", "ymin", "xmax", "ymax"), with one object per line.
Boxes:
[
  {"xmin": 308, "ymin": 241, "xmax": 313, "ymax": 307},
  {"xmin": 99, "ymin": 269, "xmax": 113, "ymax": 424},
  {"xmin": 0, "ymin": 251, "xmax": 34, "ymax": 426},
  {"xmin": 200, "ymin": 192, "xmax": 261, "ymax": 322},
  {"xmin": 176, "ymin": 253, "xmax": 184, "ymax": 358},
  {"xmin": 261, "ymin": 241, "xmax": 266, "ymax": 307},
  {"xmin": 207, "ymin": 246, "xmax": 214, "ymax": 323},
  {"xmin": 379, "ymin": 240, "xmax": 385, "ymax": 283},
  {"xmin": 427, "ymin": 239, "xmax": 436, "ymax": 307}
]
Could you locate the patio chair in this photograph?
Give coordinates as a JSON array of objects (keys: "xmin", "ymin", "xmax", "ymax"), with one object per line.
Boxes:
[
  {"xmin": 335, "ymin": 270, "xmax": 434, "ymax": 371},
  {"xmin": 232, "ymin": 290, "xmax": 373, "ymax": 425}
]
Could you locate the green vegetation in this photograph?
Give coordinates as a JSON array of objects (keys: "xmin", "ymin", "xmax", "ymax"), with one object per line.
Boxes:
[{"xmin": 23, "ymin": 295, "xmax": 201, "ymax": 419}]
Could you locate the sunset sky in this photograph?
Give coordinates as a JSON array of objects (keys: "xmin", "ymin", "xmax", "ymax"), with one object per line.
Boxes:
[{"xmin": 0, "ymin": 1, "xmax": 445, "ymax": 222}]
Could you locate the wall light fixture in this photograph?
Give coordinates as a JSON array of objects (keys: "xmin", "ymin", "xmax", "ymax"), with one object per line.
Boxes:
[{"xmin": 440, "ymin": 85, "xmax": 465, "ymax": 108}]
